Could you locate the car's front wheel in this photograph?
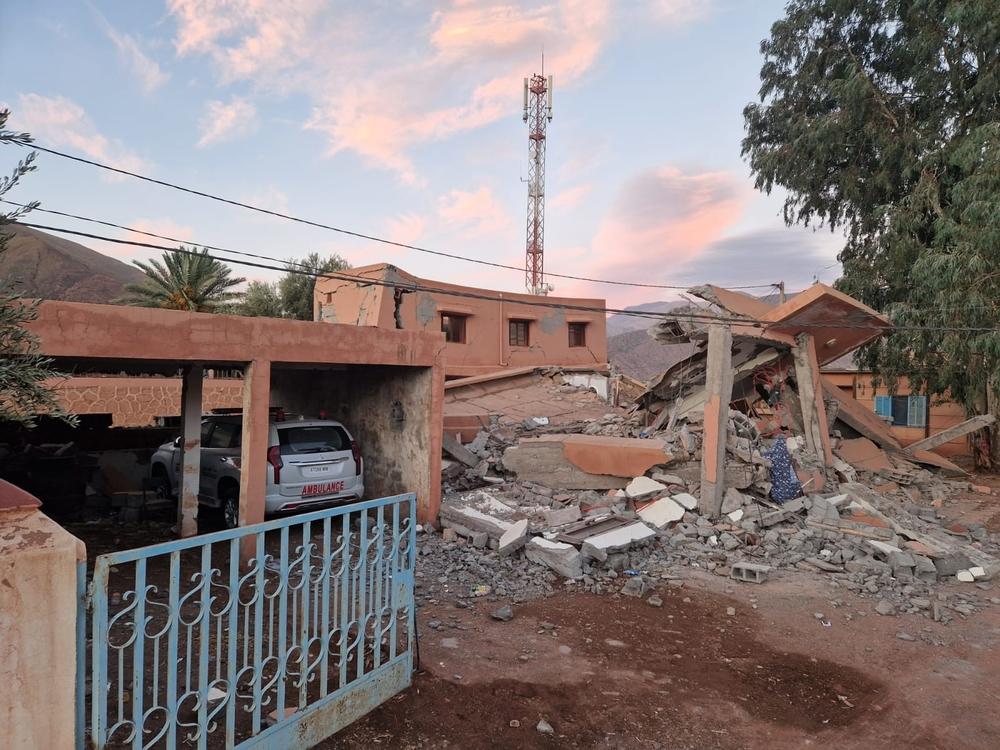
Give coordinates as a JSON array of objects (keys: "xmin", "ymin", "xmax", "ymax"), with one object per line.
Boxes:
[{"xmin": 221, "ymin": 485, "xmax": 239, "ymax": 529}]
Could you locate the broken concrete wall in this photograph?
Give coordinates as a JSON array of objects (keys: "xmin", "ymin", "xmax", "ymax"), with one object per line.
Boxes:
[{"xmin": 503, "ymin": 434, "xmax": 676, "ymax": 490}]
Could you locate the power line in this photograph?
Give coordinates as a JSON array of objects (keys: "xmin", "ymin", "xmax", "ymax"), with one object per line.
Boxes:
[
  {"xmin": 0, "ymin": 138, "xmax": 778, "ymax": 291},
  {"xmin": 16, "ymin": 220, "xmax": 1000, "ymax": 334}
]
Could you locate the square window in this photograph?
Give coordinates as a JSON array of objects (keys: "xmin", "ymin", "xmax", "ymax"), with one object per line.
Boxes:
[
  {"xmin": 441, "ymin": 314, "xmax": 467, "ymax": 343},
  {"xmin": 509, "ymin": 320, "xmax": 530, "ymax": 347},
  {"xmin": 568, "ymin": 322, "xmax": 587, "ymax": 348}
]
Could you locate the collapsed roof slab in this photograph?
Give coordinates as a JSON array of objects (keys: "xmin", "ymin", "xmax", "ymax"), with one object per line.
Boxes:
[{"xmin": 760, "ymin": 284, "xmax": 892, "ymax": 366}]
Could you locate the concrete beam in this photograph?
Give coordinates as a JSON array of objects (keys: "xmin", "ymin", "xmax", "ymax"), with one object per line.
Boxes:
[
  {"xmin": 239, "ymin": 360, "xmax": 271, "ymax": 564},
  {"xmin": 905, "ymin": 414, "xmax": 996, "ymax": 454},
  {"xmin": 178, "ymin": 364, "xmax": 204, "ymax": 537},
  {"xmin": 701, "ymin": 323, "xmax": 734, "ymax": 517},
  {"xmin": 793, "ymin": 333, "xmax": 834, "ymax": 467}
]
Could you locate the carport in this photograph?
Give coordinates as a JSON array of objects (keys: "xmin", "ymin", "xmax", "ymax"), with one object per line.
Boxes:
[{"xmin": 28, "ymin": 301, "xmax": 444, "ymax": 560}]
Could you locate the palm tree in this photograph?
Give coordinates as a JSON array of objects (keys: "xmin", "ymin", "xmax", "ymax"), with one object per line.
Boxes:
[{"xmin": 117, "ymin": 247, "xmax": 246, "ymax": 312}]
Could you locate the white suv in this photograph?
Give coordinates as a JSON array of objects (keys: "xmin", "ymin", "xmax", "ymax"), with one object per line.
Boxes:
[{"xmin": 150, "ymin": 415, "xmax": 365, "ymax": 528}]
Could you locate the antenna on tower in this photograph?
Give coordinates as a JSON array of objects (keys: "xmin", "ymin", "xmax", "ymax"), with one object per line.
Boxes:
[{"xmin": 523, "ymin": 61, "xmax": 553, "ymax": 295}]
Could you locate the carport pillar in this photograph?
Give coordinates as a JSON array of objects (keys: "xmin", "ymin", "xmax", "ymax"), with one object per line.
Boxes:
[
  {"xmin": 701, "ymin": 323, "xmax": 733, "ymax": 518},
  {"xmin": 178, "ymin": 364, "xmax": 204, "ymax": 537},
  {"xmin": 239, "ymin": 359, "xmax": 271, "ymax": 564}
]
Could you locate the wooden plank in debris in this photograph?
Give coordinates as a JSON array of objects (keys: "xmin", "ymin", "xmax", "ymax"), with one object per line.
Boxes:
[{"xmin": 904, "ymin": 414, "xmax": 995, "ymax": 454}]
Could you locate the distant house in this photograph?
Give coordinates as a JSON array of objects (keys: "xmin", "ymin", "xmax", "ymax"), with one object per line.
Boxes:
[
  {"xmin": 822, "ymin": 355, "xmax": 969, "ymax": 457},
  {"xmin": 313, "ymin": 263, "xmax": 608, "ymax": 378}
]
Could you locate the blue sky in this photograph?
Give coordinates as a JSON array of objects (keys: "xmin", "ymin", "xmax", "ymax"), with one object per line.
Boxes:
[{"xmin": 1, "ymin": 0, "xmax": 843, "ymax": 308}]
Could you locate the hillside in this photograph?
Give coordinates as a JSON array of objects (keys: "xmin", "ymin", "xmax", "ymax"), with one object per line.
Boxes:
[
  {"xmin": 0, "ymin": 224, "xmax": 143, "ymax": 302},
  {"xmin": 606, "ymin": 300, "xmax": 687, "ymax": 337},
  {"xmin": 609, "ymin": 328, "xmax": 697, "ymax": 382}
]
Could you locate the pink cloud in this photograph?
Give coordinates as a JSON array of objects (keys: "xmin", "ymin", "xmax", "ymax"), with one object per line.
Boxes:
[
  {"xmin": 438, "ymin": 186, "xmax": 510, "ymax": 237},
  {"xmin": 548, "ymin": 165, "xmax": 749, "ymax": 306},
  {"xmin": 197, "ymin": 97, "xmax": 257, "ymax": 147},
  {"xmin": 11, "ymin": 94, "xmax": 150, "ymax": 178},
  {"xmin": 169, "ymin": 1, "xmax": 621, "ymax": 181}
]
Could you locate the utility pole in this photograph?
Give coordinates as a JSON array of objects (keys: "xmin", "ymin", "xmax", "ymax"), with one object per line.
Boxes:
[
  {"xmin": 523, "ymin": 63, "xmax": 553, "ymax": 295},
  {"xmin": 778, "ymin": 281, "xmax": 786, "ymax": 304}
]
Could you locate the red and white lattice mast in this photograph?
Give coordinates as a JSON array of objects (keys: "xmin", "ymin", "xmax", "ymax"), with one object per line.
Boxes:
[{"xmin": 523, "ymin": 67, "xmax": 553, "ymax": 295}]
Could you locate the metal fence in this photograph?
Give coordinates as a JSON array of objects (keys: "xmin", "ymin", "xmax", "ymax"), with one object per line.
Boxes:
[{"xmin": 77, "ymin": 493, "xmax": 416, "ymax": 749}]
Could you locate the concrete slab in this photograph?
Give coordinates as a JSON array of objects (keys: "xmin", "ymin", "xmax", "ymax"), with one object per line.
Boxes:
[
  {"xmin": 626, "ymin": 476, "xmax": 667, "ymax": 499},
  {"xmin": 580, "ymin": 521, "xmax": 655, "ymax": 561},
  {"xmin": 637, "ymin": 497, "xmax": 685, "ymax": 529},
  {"xmin": 525, "ymin": 538, "xmax": 583, "ymax": 578}
]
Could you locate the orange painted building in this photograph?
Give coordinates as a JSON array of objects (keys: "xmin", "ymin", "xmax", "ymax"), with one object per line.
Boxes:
[
  {"xmin": 823, "ymin": 367, "xmax": 970, "ymax": 457},
  {"xmin": 314, "ymin": 264, "xmax": 608, "ymax": 378}
]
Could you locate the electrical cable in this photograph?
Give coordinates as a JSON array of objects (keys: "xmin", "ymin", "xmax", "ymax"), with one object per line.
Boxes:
[
  {"xmin": 17, "ymin": 220, "xmax": 1000, "ymax": 334},
  {"xmin": 0, "ymin": 139, "xmax": 778, "ymax": 291}
]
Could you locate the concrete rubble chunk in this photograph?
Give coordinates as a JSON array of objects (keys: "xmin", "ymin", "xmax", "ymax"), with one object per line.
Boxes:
[
  {"xmin": 442, "ymin": 433, "xmax": 480, "ymax": 468},
  {"xmin": 957, "ymin": 570, "xmax": 975, "ymax": 582},
  {"xmin": 580, "ymin": 521, "xmax": 656, "ymax": 561},
  {"xmin": 721, "ymin": 487, "xmax": 746, "ymax": 514},
  {"xmin": 727, "ymin": 508, "xmax": 744, "ymax": 522},
  {"xmin": 544, "ymin": 505, "xmax": 582, "ymax": 527},
  {"xmin": 626, "ymin": 476, "xmax": 668, "ymax": 499},
  {"xmin": 502, "ymin": 434, "xmax": 674, "ymax": 490},
  {"xmin": 498, "ymin": 519, "xmax": 529, "ymax": 556},
  {"xmin": 637, "ymin": 497, "xmax": 685, "ymax": 529},
  {"xmin": 652, "ymin": 473, "xmax": 686, "ymax": 486},
  {"xmin": 933, "ymin": 552, "xmax": 972, "ymax": 577},
  {"xmin": 672, "ymin": 492, "xmax": 699, "ymax": 511},
  {"xmin": 807, "ymin": 496, "xmax": 841, "ymax": 525},
  {"xmin": 525, "ymin": 538, "xmax": 583, "ymax": 578}
]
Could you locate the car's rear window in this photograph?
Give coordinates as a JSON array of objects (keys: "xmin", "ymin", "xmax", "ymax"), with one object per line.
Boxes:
[{"xmin": 277, "ymin": 425, "xmax": 350, "ymax": 455}]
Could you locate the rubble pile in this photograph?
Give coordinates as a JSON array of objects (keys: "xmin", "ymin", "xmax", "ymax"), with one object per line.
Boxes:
[{"xmin": 433, "ymin": 285, "xmax": 1000, "ymax": 623}]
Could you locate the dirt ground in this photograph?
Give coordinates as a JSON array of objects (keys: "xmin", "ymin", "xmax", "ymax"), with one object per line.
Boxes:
[
  {"xmin": 321, "ymin": 482, "xmax": 1000, "ymax": 750},
  {"xmin": 65, "ymin": 478, "xmax": 1000, "ymax": 749},
  {"xmin": 320, "ymin": 571, "xmax": 1000, "ymax": 750}
]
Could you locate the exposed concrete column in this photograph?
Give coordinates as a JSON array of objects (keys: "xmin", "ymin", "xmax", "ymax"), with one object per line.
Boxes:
[
  {"xmin": 239, "ymin": 360, "xmax": 271, "ymax": 563},
  {"xmin": 178, "ymin": 364, "xmax": 204, "ymax": 537},
  {"xmin": 793, "ymin": 333, "xmax": 834, "ymax": 467},
  {"xmin": 700, "ymin": 323, "xmax": 733, "ymax": 517}
]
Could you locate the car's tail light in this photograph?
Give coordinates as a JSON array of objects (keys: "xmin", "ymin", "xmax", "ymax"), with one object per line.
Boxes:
[
  {"xmin": 351, "ymin": 440, "xmax": 361, "ymax": 475},
  {"xmin": 267, "ymin": 445, "xmax": 282, "ymax": 483}
]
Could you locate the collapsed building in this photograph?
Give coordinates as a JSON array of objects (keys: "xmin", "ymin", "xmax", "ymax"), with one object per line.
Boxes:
[{"xmin": 428, "ymin": 284, "xmax": 1000, "ymax": 624}]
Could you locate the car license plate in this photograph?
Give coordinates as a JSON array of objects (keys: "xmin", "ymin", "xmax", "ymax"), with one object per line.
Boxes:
[
  {"xmin": 302, "ymin": 481, "xmax": 345, "ymax": 497},
  {"xmin": 304, "ymin": 464, "xmax": 333, "ymax": 476}
]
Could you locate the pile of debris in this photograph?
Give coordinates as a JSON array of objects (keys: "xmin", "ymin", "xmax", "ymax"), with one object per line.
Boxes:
[{"xmin": 432, "ymin": 284, "xmax": 1000, "ymax": 623}]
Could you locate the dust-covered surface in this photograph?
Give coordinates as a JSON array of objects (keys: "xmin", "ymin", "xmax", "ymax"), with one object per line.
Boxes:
[{"xmin": 322, "ymin": 575, "xmax": 1000, "ymax": 749}]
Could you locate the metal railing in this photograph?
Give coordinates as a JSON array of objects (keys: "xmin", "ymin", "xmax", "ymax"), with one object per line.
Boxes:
[{"xmin": 78, "ymin": 493, "xmax": 416, "ymax": 749}]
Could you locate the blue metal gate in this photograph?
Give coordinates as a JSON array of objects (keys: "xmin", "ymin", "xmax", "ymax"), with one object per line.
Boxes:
[{"xmin": 77, "ymin": 493, "xmax": 416, "ymax": 749}]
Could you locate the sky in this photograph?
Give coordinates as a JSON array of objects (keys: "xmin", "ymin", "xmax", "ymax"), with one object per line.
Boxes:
[{"xmin": 0, "ymin": 0, "xmax": 844, "ymax": 309}]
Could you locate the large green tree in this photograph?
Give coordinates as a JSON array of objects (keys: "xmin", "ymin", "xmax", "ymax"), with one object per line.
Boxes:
[
  {"xmin": 0, "ymin": 109, "xmax": 76, "ymax": 426},
  {"xmin": 118, "ymin": 248, "xmax": 246, "ymax": 312},
  {"xmin": 743, "ymin": 1, "xmax": 1000, "ymax": 425},
  {"xmin": 238, "ymin": 279, "xmax": 283, "ymax": 317},
  {"xmin": 278, "ymin": 253, "xmax": 349, "ymax": 320}
]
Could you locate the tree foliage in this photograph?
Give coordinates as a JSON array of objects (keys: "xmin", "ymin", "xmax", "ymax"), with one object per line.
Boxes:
[
  {"xmin": 239, "ymin": 279, "xmax": 283, "ymax": 317},
  {"xmin": 743, "ymin": 0, "xmax": 1000, "ymax": 415},
  {"xmin": 277, "ymin": 253, "xmax": 349, "ymax": 321},
  {"xmin": 0, "ymin": 108, "xmax": 76, "ymax": 427},
  {"xmin": 118, "ymin": 248, "xmax": 246, "ymax": 312}
]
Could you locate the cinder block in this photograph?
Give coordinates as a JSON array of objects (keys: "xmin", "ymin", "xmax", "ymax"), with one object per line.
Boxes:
[{"xmin": 730, "ymin": 561, "xmax": 771, "ymax": 584}]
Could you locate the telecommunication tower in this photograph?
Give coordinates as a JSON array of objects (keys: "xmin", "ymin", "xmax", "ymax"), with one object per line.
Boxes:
[{"xmin": 523, "ymin": 68, "xmax": 553, "ymax": 295}]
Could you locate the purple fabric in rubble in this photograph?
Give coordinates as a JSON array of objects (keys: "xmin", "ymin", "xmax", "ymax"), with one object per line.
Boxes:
[{"xmin": 762, "ymin": 437, "xmax": 802, "ymax": 503}]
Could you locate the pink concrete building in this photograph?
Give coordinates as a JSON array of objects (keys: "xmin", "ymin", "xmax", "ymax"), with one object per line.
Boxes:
[{"xmin": 314, "ymin": 264, "xmax": 608, "ymax": 378}]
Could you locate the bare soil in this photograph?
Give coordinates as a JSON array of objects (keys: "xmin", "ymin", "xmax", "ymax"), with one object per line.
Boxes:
[{"xmin": 324, "ymin": 571, "xmax": 1000, "ymax": 749}]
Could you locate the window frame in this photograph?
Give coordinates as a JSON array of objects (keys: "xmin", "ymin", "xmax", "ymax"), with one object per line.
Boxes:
[
  {"xmin": 874, "ymin": 394, "xmax": 927, "ymax": 428},
  {"xmin": 508, "ymin": 319, "xmax": 530, "ymax": 347},
  {"xmin": 568, "ymin": 322, "xmax": 587, "ymax": 348},
  {"xmin": 441, "ymin": 314, "xmax": 468, "ymax": 344}
]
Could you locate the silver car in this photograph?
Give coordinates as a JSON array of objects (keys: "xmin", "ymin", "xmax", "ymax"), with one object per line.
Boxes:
[{"xmin": 151, "ymin": 415, "xmax": 364, "ymax": 528}]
